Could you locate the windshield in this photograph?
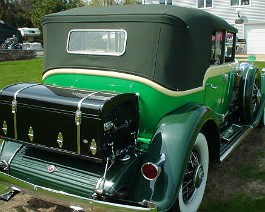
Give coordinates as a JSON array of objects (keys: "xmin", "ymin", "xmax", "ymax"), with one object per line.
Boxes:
[{"xmin": 67, "ymin": 29, "xmax": 127, "ymax": 56}]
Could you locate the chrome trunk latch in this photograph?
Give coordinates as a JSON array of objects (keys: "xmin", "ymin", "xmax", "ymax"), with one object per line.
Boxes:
[
  {"xmin": 75, "ymin": 110, "xmax": 82, "ymax": 126},
  {"xmin": 90, "ymin": 139, "xmax": 97, "ymax": 155},
  {"xmin": 28, "ymin": 126, "xmax": 34, "ymax": 142},
  {"xmin": 2, "ymin": 121, "xmax": 7, "ymax": 135},
  {"xmin": 11, "ymin": 100, "xmax": 17, "ymax": 114},
  {"xmin": 57, "ymin": 132, "xmax": 63, "ymax": 148}
]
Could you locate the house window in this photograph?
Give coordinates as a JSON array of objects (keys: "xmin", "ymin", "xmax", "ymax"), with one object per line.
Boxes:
[
  {"xmin": 231, "ymin": 0, "xmax": 250, "ymax": 6},
  {"xmin": 198, "ymin": 0, "xmax": 213, "ymax": 8}
]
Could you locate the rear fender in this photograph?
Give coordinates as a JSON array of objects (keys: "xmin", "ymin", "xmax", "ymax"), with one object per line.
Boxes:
[
  {"xmin": 0, "ymin": 140, "xmax": 22, "ymax": 170},
  {"xmin": 134, "ymin": 103, "xmax": 219, "ymax": 211}
]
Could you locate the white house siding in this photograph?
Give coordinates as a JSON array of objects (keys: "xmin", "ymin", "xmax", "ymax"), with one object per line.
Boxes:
[
  {"xmin": 178, "ymin": 0, "xmax": 265, "ymax": 54},
  {"xmin": 144, "ymin": 0, "xmax": 265, "ymax": 54}
]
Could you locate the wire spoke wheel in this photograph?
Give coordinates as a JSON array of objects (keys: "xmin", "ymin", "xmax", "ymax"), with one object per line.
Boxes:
[
  {"xmin": 177, "ymin": 133, "xmax": 209, "ymax": 212},
  {"xmin": 251, "ymin": 78, "xmax": 261, "ymax": 114},
  {"xmin": 182, "ymin": 150, "xmax": 202, "ymax": 204},
  {"xmin": 239, "ymin": 68, "xmax": 262, "ymax": 123}
]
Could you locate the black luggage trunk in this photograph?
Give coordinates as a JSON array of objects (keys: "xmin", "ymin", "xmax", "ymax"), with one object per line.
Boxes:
[{"xmin": 0, "ymin": 83, "xmax": 139, "ymax": 163}]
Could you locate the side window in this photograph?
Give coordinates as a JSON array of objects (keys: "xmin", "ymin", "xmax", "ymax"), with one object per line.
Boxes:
[
  {"xmin": 210, "ymin": 31, "xmax": 224, "ymax": 65},
  {"xmin": 225, "ymin": 32, "xmax": 236, "ymax": 62}
]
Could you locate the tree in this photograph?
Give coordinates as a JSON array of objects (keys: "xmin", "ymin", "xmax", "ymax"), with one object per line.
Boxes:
[
  {"xmin": 29, "ymin": 0, "xmax": 85, "ymax": 43},
  {"xmin": 31, "ymin": 0, "xmax": 85, "ymax": 29},
  {"xmin": 89, "ymin": 0, "xmax": 116, "ymax": 6},
  {"xmin": 0, "ymin": 0, "xmax": 36, "ymax": 27},
  {"xmin": 16, "ymin": 0, "xmax": 37, "ymax": 27},
  {"xmin": 0, "ymin": 0, "xmax": 17, "ymax": 26},
  {"xmin": 123, "ymin": 0, "xmax": 141, "ymax": 5},
  {"xmin": 89, "ymin": 0, "xmax": 141, "ymax": 6}
]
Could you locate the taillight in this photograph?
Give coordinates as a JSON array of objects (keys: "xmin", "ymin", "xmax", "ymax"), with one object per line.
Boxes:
[
  {"xmin": 141, "ymin": 154, "xmax": 166, "ymax": 181},
  {"xmin": 141, "ymin": 162, "xmax": 160, "ymax": 181}
]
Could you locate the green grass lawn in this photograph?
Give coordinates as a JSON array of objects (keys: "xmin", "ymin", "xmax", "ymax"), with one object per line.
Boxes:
[
  {"xmin": 0, "ymin": 58, "xmax": 43, "ymax": 88},
  {"xmin": 0, "ymin": 59, "xmax": 265, "ymax": 210},
  {"xmin": 199, "ymin": 128, "xmax": 265, "ymax": 212},
  {"xmin": 254, "ymin": 61, "xmax": 265, "ymax": 70}
]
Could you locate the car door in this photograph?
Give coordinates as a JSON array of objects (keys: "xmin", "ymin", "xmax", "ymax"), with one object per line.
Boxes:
[
  {"xmin": 204, "ymin": 65, "xmax": 231, "ymax": 117},
  {"xmin": 204, "ymin": 31, "xmax": 236, "ymax": 122}
]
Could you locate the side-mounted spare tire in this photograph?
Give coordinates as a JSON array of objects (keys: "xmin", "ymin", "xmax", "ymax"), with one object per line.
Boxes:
[{"xmin": 239, "ymin": 66, "xmax": 262, "ymax": 123}]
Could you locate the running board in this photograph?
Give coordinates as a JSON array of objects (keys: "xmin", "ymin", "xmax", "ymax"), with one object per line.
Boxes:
[{"xmin": 220, "ymin": 124, "xmax": 253, "ymax": 161}]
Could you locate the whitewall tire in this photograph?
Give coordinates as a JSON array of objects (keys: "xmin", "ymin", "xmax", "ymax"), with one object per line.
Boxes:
[{"xmin": 178, "ymin": 133, "xmax": 209, "ymax": 212}]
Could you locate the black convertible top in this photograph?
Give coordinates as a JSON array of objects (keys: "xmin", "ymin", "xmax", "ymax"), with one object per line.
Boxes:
[{"xmin": 42, "ymin": 5, "xmax": 237, "ymax": 91}]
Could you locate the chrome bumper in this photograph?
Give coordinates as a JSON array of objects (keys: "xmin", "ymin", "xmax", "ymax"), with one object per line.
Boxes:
[{"xmin": 0, "ymin": 172, "xmax": 157, "ymax": 212}]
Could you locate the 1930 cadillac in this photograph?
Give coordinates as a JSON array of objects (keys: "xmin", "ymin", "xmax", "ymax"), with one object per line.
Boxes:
[{"xmin": 0, "ymin": 4, "xmax": 264, "ymax": 212}]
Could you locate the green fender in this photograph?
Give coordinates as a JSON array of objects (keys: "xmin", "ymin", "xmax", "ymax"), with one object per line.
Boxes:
[
  {"xmin": 133, "ymin": 103, "xmax": 219, "ymax": 211},
  {"xmin": 0, "ymin": 140, "xmax": 22, "ymax": 163}
]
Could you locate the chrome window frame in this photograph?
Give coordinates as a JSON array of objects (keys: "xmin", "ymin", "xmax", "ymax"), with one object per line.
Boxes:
[{"xmin": 66, "ymin": 29, "xmax": 127, "ymax": 56}]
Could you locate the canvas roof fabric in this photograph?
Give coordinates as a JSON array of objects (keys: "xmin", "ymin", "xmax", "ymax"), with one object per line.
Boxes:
[{"xmin": 42, "ymin": 5, "xmax": 237, "ymax": 91}]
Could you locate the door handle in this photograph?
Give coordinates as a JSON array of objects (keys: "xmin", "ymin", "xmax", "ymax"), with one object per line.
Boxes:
[{"xmin": 206, "ymin": 84, "xmax": 218, "ymax": 89}]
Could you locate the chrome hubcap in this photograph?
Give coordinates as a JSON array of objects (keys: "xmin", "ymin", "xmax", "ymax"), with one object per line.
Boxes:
[
  {"xmin": 193, "ymin": 164, "xmax": 204, "ymax": 188},
  {"xmin": 182, "ymin": 150, "xmax": 202, "ymax": 204}
]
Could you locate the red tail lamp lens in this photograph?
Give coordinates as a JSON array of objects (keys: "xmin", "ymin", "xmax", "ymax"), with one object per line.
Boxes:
[{"xmin": 141, "ymin": 163, "xmax": 159, "ymax": 180}]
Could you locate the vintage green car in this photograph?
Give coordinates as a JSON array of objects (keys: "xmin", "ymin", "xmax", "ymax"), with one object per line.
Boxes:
[{"xmin": 0, "ymin": 4, "xmax": 264, "ymax": 212}]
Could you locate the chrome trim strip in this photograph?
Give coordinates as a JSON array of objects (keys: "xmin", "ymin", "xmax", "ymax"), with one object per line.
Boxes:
[
  {"xmin": 13, "ymin": 112, "xmax": 17, "ymax": 139},
  {"xmin": 220, "ymin": 126, "xmax": 252, "ymax": 162},
  {"xmin": 76, "ymin": 114, "xmax": 81, "ymax": 154},
  {"xmin": 12, "ymin": 84, "xmax": 38, "ymax": 139},
  {"xmin": 77, "ymin": 92, "xmax": 98, "ymax": 111},
  {"xmin": 66, "ymin": 29, "xmax": 127, "ymax": 57},
  {"xmin": 0, "ymin": 172, "xmax": 156, "ymax": 211},
  {"xmin": 13, "ymin": 84, "xmax": 38, "ymax": 102},
  {"xmin": 95, "ymin": 157, "xmax": 110, "ymax": 194},
  {"xmin": 42, "ymin": 63, "xmax": 237, "ymax": 97},
  {"xmin": 0, "ymin": 139, "xmax": 4, "ymax": 155},
  {"xmin": 75, "ymin": 92, "xmax": 98, "ymax": 154}
]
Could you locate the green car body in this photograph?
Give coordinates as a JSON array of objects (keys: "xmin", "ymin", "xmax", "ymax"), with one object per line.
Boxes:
[{"xmin": 0, "ymin": 5, "xmax": 265, "ymax": 212}]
